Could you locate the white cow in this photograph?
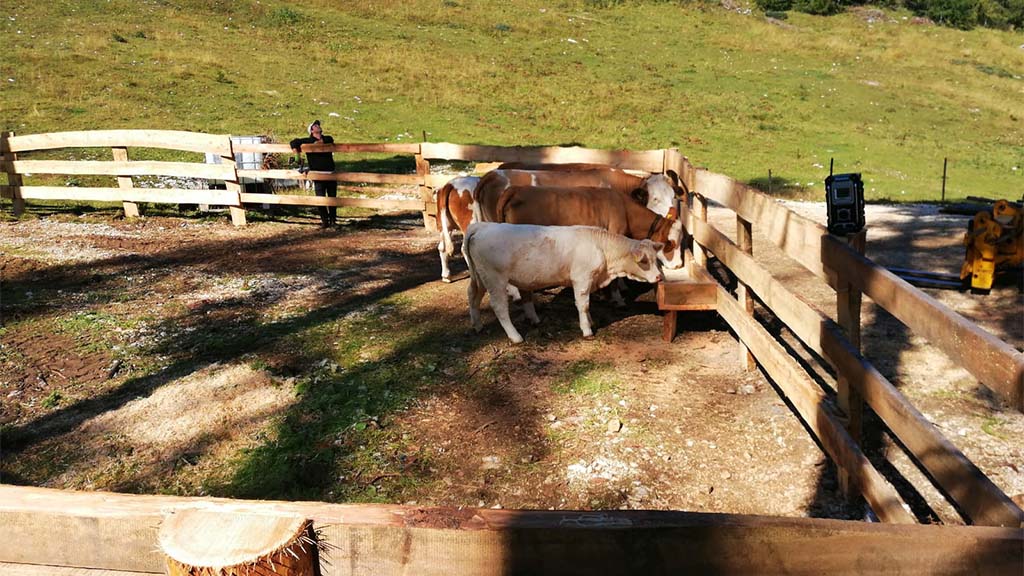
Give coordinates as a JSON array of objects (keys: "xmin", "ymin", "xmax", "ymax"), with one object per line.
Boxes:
[{"xmin": 464, "ymin": 222, "xmax": 664, "ymax": 343}]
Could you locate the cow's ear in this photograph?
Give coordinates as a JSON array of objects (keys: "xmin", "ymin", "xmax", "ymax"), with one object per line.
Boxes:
[
  {"xmin": 630, "ymin": 187, "xmax": 649, "ymax": 205},
  {"xmin": 666, "ymin": 170, "xmax": 680, "ymax": 186}
]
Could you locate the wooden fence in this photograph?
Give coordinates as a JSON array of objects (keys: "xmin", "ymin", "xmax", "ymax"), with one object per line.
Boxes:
[
  {"xmin": 2, "ymin": 131, "xmax": 1022, "ymax": 574},
  {"xmin": 1, "ymin": 130, "xmax": 671, "ymax": 230}
]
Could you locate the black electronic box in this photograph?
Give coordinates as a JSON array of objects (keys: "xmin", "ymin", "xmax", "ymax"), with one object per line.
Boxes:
[{"xmin": 825, "ymin": 170, "xmax": 865, "ymax": 235}]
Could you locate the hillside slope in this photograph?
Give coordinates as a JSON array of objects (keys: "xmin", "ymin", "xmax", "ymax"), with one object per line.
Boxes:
[{"xmin": 1, "ymin": 0, "xmax": 1022, "ymax": 200}]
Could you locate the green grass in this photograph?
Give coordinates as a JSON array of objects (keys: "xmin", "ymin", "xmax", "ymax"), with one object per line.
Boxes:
[
  {"xmin": 552, "ymin": 359, "xmax": 620, "ymax": 395},
  {"xmin": 1, "ymin": 0, "xmax": 1021, "ymax": 202}
]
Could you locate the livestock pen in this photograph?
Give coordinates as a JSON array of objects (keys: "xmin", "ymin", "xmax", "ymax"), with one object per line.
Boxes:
[{"xmin": 1, "ymin": 130, "xmax": 1022, "ymax": 574}]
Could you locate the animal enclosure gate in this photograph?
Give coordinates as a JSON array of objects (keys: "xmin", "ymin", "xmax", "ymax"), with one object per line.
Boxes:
[{"xmin": 1, "ymin": 130, "xmax": 1023, "ymax": 574}]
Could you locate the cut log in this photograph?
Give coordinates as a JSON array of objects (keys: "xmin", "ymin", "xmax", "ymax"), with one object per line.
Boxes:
[{"xmin": 159, "ymin": 510, "xmax": 319, "ymax": 576}]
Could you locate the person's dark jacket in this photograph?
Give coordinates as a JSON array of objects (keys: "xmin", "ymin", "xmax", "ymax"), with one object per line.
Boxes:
[{"xmin": 289, "ymin": 135, "xmax": 335, "ymax": 171}]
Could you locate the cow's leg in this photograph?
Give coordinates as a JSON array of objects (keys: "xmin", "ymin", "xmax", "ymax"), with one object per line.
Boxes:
[
  {"xmin": 521, "ymin": 290, "xmax": 541, "ymax": 325},
  {"xmin": 573, "ymin": 285, "xmax": 594, "ymax": 338},
  {"xmin": 488, "ymin": 282, "xmax": 524, "ymax": 344},
  {"xmin": 439, "ymin": 235, "xmax": 451, "ymax": 282},
  {"xmin": 506, "ymin": 284, "xmax": 522, "ymax": 302},
  {"xmin": 467, "ymin": 274, "xmax": 485, "ymax": 332},
  {"xmin": 609, "ymin": 283, "xmax": 627, "ymax": 308}
]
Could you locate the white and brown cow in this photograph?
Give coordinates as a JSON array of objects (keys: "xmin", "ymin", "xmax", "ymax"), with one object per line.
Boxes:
[
  {"xmin": 435, "ymin": 176, "xmax": 480, "ymax": 282},
  {"xmin": 475, "ymin": 178, "xmax": 685, "ymax": 270},
  {"xmin": 495, "ymin": 163, "xmax": 688, "ymax": 217},
  {"xmin": 464, "ymin": 222, "xmax": 664, "ymax": 343}
]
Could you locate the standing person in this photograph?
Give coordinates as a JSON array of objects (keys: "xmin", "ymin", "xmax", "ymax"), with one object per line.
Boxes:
[{"xmin": 290, "ymin": 120, "xmax": 337, "ymax": 228}]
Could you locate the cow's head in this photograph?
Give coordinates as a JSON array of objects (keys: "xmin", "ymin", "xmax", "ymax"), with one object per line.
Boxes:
[
  {"xmin": 622, "ymin": 239, "xmax": 664, "ymax": 284},
  {"xmin": 652, "ymin": 216, "xmax": 684, "ymax": 269},
  {"xmin": 640, "ymin": 174, "xmax": 677, "ymax": 217}
]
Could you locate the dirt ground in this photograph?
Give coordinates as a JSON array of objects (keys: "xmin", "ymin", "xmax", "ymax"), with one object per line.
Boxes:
[{"xmin": 0, "ymin": 201, "xmax": 1020, "ymax": 524}]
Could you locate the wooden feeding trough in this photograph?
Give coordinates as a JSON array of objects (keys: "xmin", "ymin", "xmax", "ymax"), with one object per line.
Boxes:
[
  {"xmin": 2, "ymin": 134, "xmax": 1023, "ymax": 575},
  {"xmin": 657, "ymin": 255, "xmax": 718, "ymax": 342}
]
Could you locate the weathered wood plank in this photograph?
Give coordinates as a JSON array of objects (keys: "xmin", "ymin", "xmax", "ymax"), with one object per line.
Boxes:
[
  {"xmin": 0, "ymin": 563, "xmax": 158, "ymax": 576},
  {"xmin": 716, "ymin": 287, "xmax": 914, "ymax": 524},
  {"xmin": 1, "ymin": 132, "xmax": 25, "ymax": 216},
  {"xmin": 1, "ymin": 486, "xmax": 1021, "ymax": 576},
  {"xmin": 110, "ymin": 148, "xmax": 139, "ymax": 218},
  {"xmin": 233, "ymin": 142, "xmax": 422, "ymax": 154},
  {"xmin": 822, "ymin": 236, "xmax": 1024, "ymax": 411},
  {"xmin": 239, "ymin": 193, "xmax": 423, "ymax": 211},
  {"xmin": 419, "ymin": 142, "xmax": 666, "ymax": 172},
  {"xmin": 6, "ymin": 131, "xmax": 232, "ymax": 156},
  {"xmin": 0, "ymin": 185, "xmax": 238, "ymax": 206},
  {"xmin": 237, "ymin": 169, "xmax": 423, "ymax": 185},
  {"xmin": 681, "ymin": 203, "xmax": 1024, "ymax": 527},
  {"xmin": 2, "ymin": 160, "xmax": 236, "ymax": 180},
  {"xmin": 736, "ymin": 215, "xmax": 756, "ymax": 371}
]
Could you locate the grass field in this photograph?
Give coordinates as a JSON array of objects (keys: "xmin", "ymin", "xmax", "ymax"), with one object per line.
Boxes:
[{"xmin": 1, "ymin": 0, "xmax": 1022, "ymax": 201}]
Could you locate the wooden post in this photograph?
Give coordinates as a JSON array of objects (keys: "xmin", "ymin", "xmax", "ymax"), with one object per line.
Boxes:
[
  {"xmin": 160, "ymin": 510, "xmax": 319, "ymax": 576},
  {"xmin": 736, "ymin": 216, "xmax": 756, "ymax": 371},
  {"xmin": 1, "ymin": 132, "xmax": 25, "ymax": 217},
  {"xmin": 415, "ymin": 150, "xmax": 435, "ymax": 231},
  {"xmin": 836, "ymin": 229, "xmax": 867, "ymax": 500},
  {"xmin": 941, "ymin": 158, "xmax": 948, "ymax": 203},
  {"xmin": 111, "ymin": 147, "xmax": 140, "ymax": 218},
  {"xmin": 221, "ymin": 138, "xmax": 246, "ymax": 226},
  {"xmin": 692, "ymin": 193, "xmax": 708, "ymax": 268}
]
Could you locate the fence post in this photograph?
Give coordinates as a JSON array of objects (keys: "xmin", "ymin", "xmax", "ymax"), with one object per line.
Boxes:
[
  {"xmin": 836, "ymin": 229, "xmax": 866, "ymax": 500},
  {"xmin": 736, "ymin": 216, "xmax": 756, "ymax": 371},
  {"xmin": 1, "ymin": 132, "xmax": 25, "ymax": 217},
  {"xmin": 415, "ymin": 148, "xmax": 435, "ymax": 231},
  {"xmin": 111, "ymin": 147, "xmax": 140, "ymax": 218},
  {"xmin": 222, "ymin": 137, "xmax": 247, "ymax": 226},
  {"xmin": 692, "ymin": 192, "xmax": 708, "ymax": 269}
]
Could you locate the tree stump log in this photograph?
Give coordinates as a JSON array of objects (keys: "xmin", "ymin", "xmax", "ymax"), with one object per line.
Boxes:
[{"xmin": 159, "ymin": 510, "xmax": 319, "ymax": 576}]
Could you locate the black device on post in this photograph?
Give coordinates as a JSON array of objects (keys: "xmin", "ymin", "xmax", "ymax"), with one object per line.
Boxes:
[{"xmin": 825, "ymin": 159, "xmax": 865, "ymax": 235}]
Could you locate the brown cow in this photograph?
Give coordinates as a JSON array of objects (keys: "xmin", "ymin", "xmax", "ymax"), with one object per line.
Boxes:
[
  {"xmin": 493, "ymin": 184, "xmax": 684, "ymax": 270},
  {"xmin": 435, "ymin": 176, "xmax": 479, "ymax": 282},
  {"xmin": 496, "ymin": 163, "xmax": 689, "ymax": 216}
]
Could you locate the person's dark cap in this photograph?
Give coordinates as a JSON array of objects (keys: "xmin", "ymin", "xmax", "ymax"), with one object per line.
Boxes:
[{"xmin": 308, "ymin": 119, "xmax": 321, "ymax": 134}]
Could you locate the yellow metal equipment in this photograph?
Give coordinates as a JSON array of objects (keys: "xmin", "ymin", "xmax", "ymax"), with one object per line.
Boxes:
[{"xmin": 960, "ymin": 200, "xmax": 1024, "ymax": 293}]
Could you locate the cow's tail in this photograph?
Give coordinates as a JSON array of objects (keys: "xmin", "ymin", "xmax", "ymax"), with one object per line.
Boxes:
[
  {"xmin": 436, "ymin": 183, "xmax": 456, "ymax": 257},
  {"xmin": 463, "ymin": 224, "xmax": 483, "ymax": 288}
]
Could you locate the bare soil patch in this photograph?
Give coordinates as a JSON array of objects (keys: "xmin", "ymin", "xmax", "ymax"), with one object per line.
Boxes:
[{"xmin": 1, "ymin": 203, "xmax": 1020, "ymax": 523}]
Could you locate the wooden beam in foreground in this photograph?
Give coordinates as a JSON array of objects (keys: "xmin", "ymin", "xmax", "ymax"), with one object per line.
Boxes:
[
  {"xmin": 716, "ymin": 286, "xmax": 914, "ymax": 524},
  {"xmin": 681, "ymin": 203, "xmax": 1024, "ymax": 528},
  {"xmin": 1, "ymin": 486, "xmax": 1020, "ymax": 576},
  {"xmin": 232, "ymin": 142, "xmax": 422, "ymax": 154},
  {"xmin": 823, "ymin": 236, "xmax": 1024, "ymax": 411}
]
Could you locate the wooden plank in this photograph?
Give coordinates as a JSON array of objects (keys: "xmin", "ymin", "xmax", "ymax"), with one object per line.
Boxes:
[
  {"xmin": 239, "ymin": 193, "xmax": 423, "ymax": 211},
  {"xmin": 219, "ymin": 145, "xmax": 246, "ymax": 226},
  {"xmin": 2, "ymin": 132, "xmax": 25, "ymax": 216},
  {"xmin": 692, "ymin": 193, "xmax": 708, "ymax": 268},
  {"xmin": 681, "ymin": 203, "xmax": 1024, "ymax": 527},
  {"xmin": 694, "ymin": 169, "xmax": 830, "ymax": 282},
  {"xmin": 663, "ymin": 310, "xmax": 678, "ymax": 342},
  {"xmin": 736, "ymin": 216, "xmax": 756, "ymax": 371},
  {"xmin": 656, "ymin": 279, "xmax": 718, "ymax": 311},
  {"xmin": 835, "ymin": 231, "xmax": 867, "ymax": 501},
  {"xmin": 6, "ymin": 131, "xmax": 232, "ymax": 156},
  {"xmin": 419, "ymin": 142, "xmax": 666, "ymax": 172},
  {"xmin": 2, "ymin": 160, "xmax": 236, "ymax": 180},
  {"xmin": 232, "ymin": 142, "xmax": 422, "ymax": 154},
  {"xmin": 0, "ymin": 563, "xmax": 158, "ymax": 576},
  {"xmin": 2, "ymin": 486, "xmax": 1021, "ymax": 576},
  {"xmin": 237, "ymin": 169, "xmax": 423, "ymax": 185},
  {"xmin": 1, "ymin": 185, "xmax": 238, "ymax": 206},
  {"xmin": 716, "ymin": 288, "xmax": 915, "ymax": 524},
  {"xmin": 415, "ymin": 152, "xmax": 435, "ymax": 231},
  {"xmin": 110, "ymin": 148, "xmax": 139, "ymax": 218},
  {"xmin": 823, "ymin": 236, "xmax": 1024, "ymax": 412}
]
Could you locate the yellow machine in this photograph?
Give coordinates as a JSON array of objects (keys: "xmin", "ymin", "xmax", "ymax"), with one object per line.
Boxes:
[{"xmin": 960, "ymin": 200, "xmax": 1024, "ymax": 293}]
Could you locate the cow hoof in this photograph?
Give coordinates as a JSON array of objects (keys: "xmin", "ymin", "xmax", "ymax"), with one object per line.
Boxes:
[
  {"xmin": 510, "ymin": 337, "xmax": 524, "ymax": 344},
  {"xmin": 441, "ymin": 277, "xmax": 452, "ymax": 283},
  {"xmin": 582, "ymin": 333, "xmax": 595, "ymax": 340}
]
